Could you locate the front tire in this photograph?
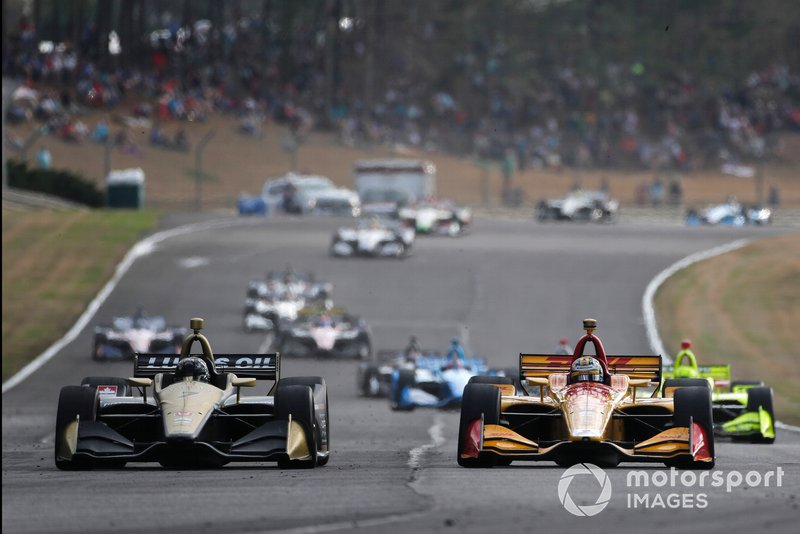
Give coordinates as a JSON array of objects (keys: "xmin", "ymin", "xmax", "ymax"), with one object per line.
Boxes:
[
  {"xmin": 55, "ymin": 386, "xmax": 99, "ymax": 470},
  {"xmin": 746, "ymin": 386, "xmax": 775, "ymax": 444},
  {"xmin": 278, "ymin": 376, "xmax": 330, "ymax": 463},
  {"xmin": 359, "ymin": 364, "xmax": 382, "ymax": 397},
  {"xmin": 671, "ymin": 386, "xmax": 715, "ymax": 469},
  {"xmin": 390, "ymin": 369, "xmax": 416, "ymax": 411},
  {"xmin": 457, "ymin": 384, "xmax": 501, "ymax": 467},
  {"xmin": 275, "ymin": 384, "xmax": 318, "ymax": 468}
]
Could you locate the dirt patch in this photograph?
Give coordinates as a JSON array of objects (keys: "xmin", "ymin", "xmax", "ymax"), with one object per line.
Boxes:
[
  {"xmin": 9, "ymin": 115, "xmax": 800, "ymax": 210},
  {"xmin": 654, "ymin": 233, "xmax": 800, "ymax": 424}
]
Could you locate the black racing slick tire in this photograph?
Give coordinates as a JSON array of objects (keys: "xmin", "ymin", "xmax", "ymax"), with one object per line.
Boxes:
[
  {"xmin": 278, "ymin": 377, "xmax": 330, "ymax": 464},
  {"xmin": 390, "ymin": 369, "xmax": 416, "ymax": 411},
  {"xmin": 55, "ymin": 385, "xmax": 99, "ymax": 470},
  {"xmin": 80, "ymin": 376, "xmax": 129, "ymax": 397},
  {"xmin": 457, "ymin": 384, "xmax": 501, "ymax": 468},
  {"xmin": 662, "ymin": 378, "xmax": 710, "ymax": 398},
  {"xmin": 731, "ymin": 379, "xmax": 765, "ymax": 392},
  {"xmin": 359, "ymin": 364, "xmax": 382, "ymax": 398},
  {"xmin": 468, "ymin": 375, "xmax": 514, "ymax": 391},
  {"xmin": 745, "ymin": 387, "xmax": 776, "ymax": 444},
  {"xmin": 275, "ymin": 384, "xmax": 318, "ymax": 468},
  {"xmin": 671, "ymin": 386, "xmax": 715, "ymax": 469}
]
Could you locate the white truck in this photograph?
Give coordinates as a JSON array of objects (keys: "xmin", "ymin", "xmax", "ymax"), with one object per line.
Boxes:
[{"xmin": 353, "ymin": 159, "xmax": 436, "ymax": 208}]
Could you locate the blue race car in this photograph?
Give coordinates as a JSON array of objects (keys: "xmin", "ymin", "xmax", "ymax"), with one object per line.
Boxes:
[{"xmin": 388, "ymin": 355, "xmax": 490, "ymax": 410}]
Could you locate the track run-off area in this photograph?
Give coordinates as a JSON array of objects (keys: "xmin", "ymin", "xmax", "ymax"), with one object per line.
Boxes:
[{"xmin": 3, "ymin": 215, "xmax": 798, "ymax": 534}]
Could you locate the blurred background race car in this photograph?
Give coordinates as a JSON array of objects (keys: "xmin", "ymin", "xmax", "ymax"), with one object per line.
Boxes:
[
  {"xmin": 243, "ymin": 270, "xmax": 332, "ymax": 333},
  {"xmin": 356, "ymin": 340, "xmax": 514, "ymax": 410},
  {"xmin": 274, "ymin": 306, "xmax": 372, "ymax": 359},
  {"xmin": 330, "ymin": 213, "xmax": 415, "ymax": 258},
  {"xmin": 536, "ymin": 190, "xmax": 619, "ymax": 222},
  {"xmin": 398, "ymin": 197, "xmax": 471, "ymax": 236},
  {"xmin": 686, "ymin": 199, "xmax": 772, "ymax": 226},
  {"xmin": 93, "ymin": 309, "xmax": 186, "ymax": 361}
]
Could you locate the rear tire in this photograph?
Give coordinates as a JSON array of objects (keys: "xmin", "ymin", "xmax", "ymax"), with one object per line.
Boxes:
[
  {"xmin": 745, "ymin": 386, "xmax": 775, "ymax": 444},
  {"xmin": 671, "ymin": 386, "xmax": 715, "ymax": 469},
  {"xmin": 55, "ymin": 386, "xmax": 99, "ymax": 470},
  {"xmin": 80, "ymin": 377, "xmax": 129, "ymax": 397},
  {"xmin": 275, "ymin": 384, "xmax": 318, "ymax": 468},
  {"xmin": 457, "ymin": 384, "xmax": 501, "ymax": 468},
  {"xmin": 731, "ymin": 379, "xmax": 765, "ymax": 393},
  {"xmin": 468, "ymin": 375, "xmax": 513, "ymax": 386},
  {"xmin": 662, "ymin": 378, "xmax": 710, "ymax": 398}
]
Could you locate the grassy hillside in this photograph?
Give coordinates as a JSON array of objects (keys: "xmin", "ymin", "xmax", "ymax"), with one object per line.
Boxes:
[
  {"xmin": 654, "ymin": 233, "xmax": 800, "ymax": 425},
  {"xmin": 2, "ymin": 208, "xmax": 158, "ymax": 380}
]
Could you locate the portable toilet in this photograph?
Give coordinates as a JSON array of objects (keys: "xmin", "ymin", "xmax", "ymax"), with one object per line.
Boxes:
[{"xmin": 106, "ymin": 168, "xmax": 145, "ymax": 208}]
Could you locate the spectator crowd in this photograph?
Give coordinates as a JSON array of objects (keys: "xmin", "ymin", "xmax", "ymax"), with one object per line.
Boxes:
[{"xmin": 4, "ymin": 12, "xmax": 800, "ymax": 174}]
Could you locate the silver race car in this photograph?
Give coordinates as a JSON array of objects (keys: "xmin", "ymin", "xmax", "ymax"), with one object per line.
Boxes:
[
  {"xmin": 398, "ymin": 198, "xmax": 471, "ymax": 236},
  {"xmin": 330, "ymin": 214, "xmax": 415, "ymax": 258},
  {"xmin": 93, "ymin": 309, "xmax": 186, "ymax": 361},
  {"xmin": 275, "ymin": 307, "xmax": 372, "ymax": 359},
  {"xmin": 244, "ymin": 270, "xmax": 333, "ymax": 332},
  {"xmin": 536, "ymin": 190, "xmax": 619, "ymax": 223}
]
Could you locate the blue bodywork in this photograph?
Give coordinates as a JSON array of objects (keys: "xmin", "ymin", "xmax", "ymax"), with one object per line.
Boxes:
[
  {"xmin": 238, "ymin": 195, "xmax": 268, "ymax": 215},
  {"xmin": 389, "ymin": 355, "xmax": 493, "ymax": 410}
]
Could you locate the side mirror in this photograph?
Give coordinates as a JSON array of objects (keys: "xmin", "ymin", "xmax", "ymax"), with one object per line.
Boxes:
[
  {"xmin": 526, "ymin": 377, "xmax": 548, "ymax": 387},
  {"xmin": 232, "ymin": 377, "xmax": 257, "ymax": 388},
  {"xmin": 128, "ymin": 377, "xmax": 153, "ymax": 387},
  {"xmin": 128, "ymin": 377, "xmax": 153, "ymax": 403}
]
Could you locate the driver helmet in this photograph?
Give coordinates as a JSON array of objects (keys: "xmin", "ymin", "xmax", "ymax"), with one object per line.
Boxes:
[
  {"xmin": 318, "ymin": 314, "xmax": 333, "ymax": 327},
  {"xmin": 133, "ymin": 306, "xmax": 146, "ymax": 327},
  {"xmin": 174, "ymin": 357, "xmax": 210, "ymax": 383},
  {"xmin": 570, "ymin": 356, "xmax": 604, "ymax": 384}
]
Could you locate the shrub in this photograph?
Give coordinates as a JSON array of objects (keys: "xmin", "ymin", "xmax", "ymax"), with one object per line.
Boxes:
[{"xmin": 6, "ymin": 160, "xmax": 105, "ymax": 207}]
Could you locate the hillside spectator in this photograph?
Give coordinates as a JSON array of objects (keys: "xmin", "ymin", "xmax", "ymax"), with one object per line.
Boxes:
[
  {"xmin": 668, "ymin": 175, "xmax": 683, "ymax": 206},
  {"xmin": 650, "ymin": 176, "xmax": 665, "ymax": 207},
  {"xmin": 768, "ymin": 185, "xmax": 781, "ymax": 208},
  {"xmin": 36, "ymin": 146, "xmax": 52, "ymax": 169},
  {"xmin": 94, "ymin": 118, "xmax": 109, "ymax": 144}
]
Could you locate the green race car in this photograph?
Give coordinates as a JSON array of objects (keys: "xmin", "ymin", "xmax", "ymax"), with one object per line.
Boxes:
[{"xmin": 661, "ymin": 340, "xmax": 775, "ymax": 443}]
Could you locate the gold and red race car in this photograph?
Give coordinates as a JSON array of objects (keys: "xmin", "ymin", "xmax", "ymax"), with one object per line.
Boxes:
[{"xmin": 457, "ymin": 319, "xmax": 715, "ymax": 469}]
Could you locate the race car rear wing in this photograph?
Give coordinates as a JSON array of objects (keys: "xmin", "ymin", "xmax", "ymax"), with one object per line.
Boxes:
[
  {"xmin": 663, "ymin": 363, "xmax": 730, "ymax": 387},
  {"xmin": 134, "ymin": 353, "xmax": 280, "ymax": 381},
  {"xmin": 519, "ymin": 354, "xmax": 662, "ymax": 383}
]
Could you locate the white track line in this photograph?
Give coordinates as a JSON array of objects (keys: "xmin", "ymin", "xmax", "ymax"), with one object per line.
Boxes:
[
  {"xmin": 2, "ymin": 218, "xmax": 253, "ymax": 394},
  {"xmin": 641, "ymin": 237, "xmax": 800, "ymax": 434},
  {"xmin": 642, "ymin": 239, "xmax": 751, "ymax": 364},
  {"xmin": 408, "ymin": 413, "xmax": 446, "ymax": 470}
]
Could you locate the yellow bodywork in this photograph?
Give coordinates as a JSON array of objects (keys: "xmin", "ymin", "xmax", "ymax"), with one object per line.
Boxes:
[{"xmin": 286, "ymin": 416, "xmax": 312, "ymax": 461}]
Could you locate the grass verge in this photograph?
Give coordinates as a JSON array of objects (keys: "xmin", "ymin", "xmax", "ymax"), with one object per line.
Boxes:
[
  {"xmin": 654, "ymin": 233, "xmax": 800, "ymax": 425},
  {"xmin": 2, "ymin": 208, "xmax": 158, "ymax": 382}
]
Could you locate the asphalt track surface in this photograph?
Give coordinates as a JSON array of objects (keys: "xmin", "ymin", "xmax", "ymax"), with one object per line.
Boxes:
[{"xmin": 3, "ymin": 216, "xmax": 798, "ymax": 533}]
